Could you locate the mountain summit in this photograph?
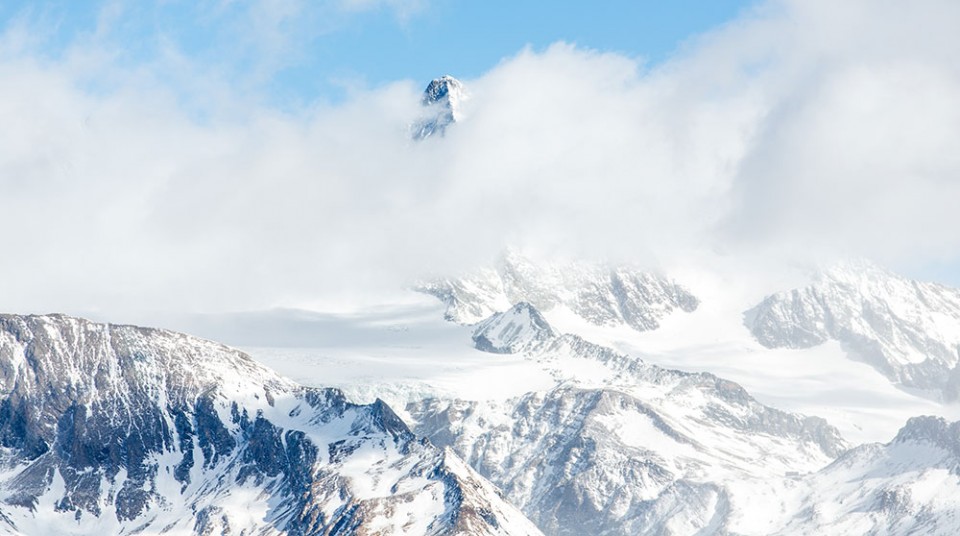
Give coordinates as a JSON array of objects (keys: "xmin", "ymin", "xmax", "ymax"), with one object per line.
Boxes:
[{"xmin": 413, "ymin": 75, "xmax": 466, "ymax": 140}]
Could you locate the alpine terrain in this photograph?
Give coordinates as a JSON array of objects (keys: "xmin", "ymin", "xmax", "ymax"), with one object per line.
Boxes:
[
  {"xmin": 408, "ymin": 302, "xmax": 847, "ymax": 535},
  {"xmin": 0, "ymin": 314, "xmax": 541, "ymax": 535},
  {"xmin": 239, "ymin": 249, "xmax": 960, "ymax": 534},
  {"xmin": 412, "ymin": 75, "xmax": 467, "ymax": 140},
  {"xmin": 746, "ymin": 260, "xmax": 960, "ymax": 400},
  {"xmin": 3, "ymin": 74, "xmax": 959, "ymax": 536}
]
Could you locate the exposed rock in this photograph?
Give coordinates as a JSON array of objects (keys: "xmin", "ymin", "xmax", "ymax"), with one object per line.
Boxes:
[
  {"xmin": 413, "ymin": 75, "xmax": 467, "ymax": 140},
  {"xmin": 0, "ymin": 314, "xmax": 542, "ymax": 535}
]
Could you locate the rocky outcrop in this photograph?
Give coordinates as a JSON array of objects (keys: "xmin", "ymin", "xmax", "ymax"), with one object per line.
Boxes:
[
  {"xmin": 0, "ymin": 314, "xmax": 542, "ymax": 535},
  {"xmin": 413, "ymin": 75, "xmax": 467, "ymax": 140}
]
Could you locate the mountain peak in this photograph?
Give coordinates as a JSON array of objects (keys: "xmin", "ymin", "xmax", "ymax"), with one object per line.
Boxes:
[
  {"xmin": 472, "ymin": 302, "xmax": 557, "ymax": 354},
  {"xmin": 412, "ymin": 75, "xmax": 467, "ymax": 140},
  {"xmin": 422, "ymin": 75, "xmax": 465, "ymax": 106},
  {"xmin": 893, "ymin": 416, "xmax": 960, "ymax": 454},
  {"xmin": 819, "ymin": 258, "xmax": 900, "ymax": 286},
  {"xmin": 417, "ymin": 249, "xmax": 699, "ymax": 330}
]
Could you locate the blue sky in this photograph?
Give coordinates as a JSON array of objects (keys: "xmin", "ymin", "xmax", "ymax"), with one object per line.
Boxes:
[{"xmin": 1, "ymin": 0, "xmax": 756, "ymax": 105}]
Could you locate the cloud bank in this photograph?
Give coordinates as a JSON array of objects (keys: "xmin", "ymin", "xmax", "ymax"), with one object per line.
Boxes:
[{"xmin": 1, "ymin": 0, "xmax": 959, "ymax": 316}]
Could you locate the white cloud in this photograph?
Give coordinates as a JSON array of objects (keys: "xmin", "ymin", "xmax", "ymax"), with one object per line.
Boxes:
[{"xmin": 0, "ymin": 0, "xmax": 958, "ymax": 318}]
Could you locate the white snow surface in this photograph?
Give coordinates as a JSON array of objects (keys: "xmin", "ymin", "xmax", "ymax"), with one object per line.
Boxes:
[{"xmin": 239, "ymin": 289, "xmax": 958, "ymax": 446}]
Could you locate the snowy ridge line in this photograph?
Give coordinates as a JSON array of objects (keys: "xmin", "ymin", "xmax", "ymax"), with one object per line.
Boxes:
[
  {"xmin": 0, "ymin": 313, "xmax": 542, "ymax": 536},
  {"xmin": 403, "ymin": 300, "xmax": 847, "ymax": 534},
  {"xmin": 416, "ymin": 248, "xmax": 698, "ymax": 330},
  {"xmin": 746, "ymin": 259, "xmax": 960, "ymax": 399},
  {"xmin": 472, "ymin": 302, "xmax": 845, "ymax": 456},
  {"xmin": 754, "ymin": 415, "xmax": 960, "ymax": 534}
]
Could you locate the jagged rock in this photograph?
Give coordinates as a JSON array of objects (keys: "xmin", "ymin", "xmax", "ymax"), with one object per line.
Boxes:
[
  {"xmin": 417, "ymin": 249, "xmax": 698, "ymax": 330},
  {"xmin": 0, "ymin": 314, "xmax": 542, "ymax": 535},
  {"xmin": 745, "ymin": 259, "xmax": 960, "ymax": 398},
  {"xmin": 412, "ymin": 75, "xmax": 466, "ymax": 140}
]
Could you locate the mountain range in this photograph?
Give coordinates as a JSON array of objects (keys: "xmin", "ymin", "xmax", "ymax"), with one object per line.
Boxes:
[
  {"xmin": 2, "ymin": 77, "xmax": 959, "ymax": 535},
  {"xmin": 0, "ymin": 314, "xmax": 539, "ymax": 535},
  {"xmin": 5, "ymin": 251, "xmax": 960, "ymax": 534}
]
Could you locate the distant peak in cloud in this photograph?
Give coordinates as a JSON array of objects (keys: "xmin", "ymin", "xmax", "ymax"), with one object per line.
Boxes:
[
  {"xmin": 413, "ymin": 75, "xmax": 466, "ymax": 139},
  {"xmin": 421, "ymin": 75, "xmax": 464, "ymax": 105}
]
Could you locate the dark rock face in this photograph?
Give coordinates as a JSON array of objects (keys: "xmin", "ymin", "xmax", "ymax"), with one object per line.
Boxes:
[{"xmin": 0, "ymin": 314, "xmax": 541, "ymax": 535}]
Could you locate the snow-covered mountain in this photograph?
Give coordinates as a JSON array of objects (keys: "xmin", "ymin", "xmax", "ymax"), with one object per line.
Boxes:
[
  {"xmin": 407, "ymin": 302, "xmax": 846, "ymax": 535},
  {"xmin": 0, "ymin": 314, "xmax": 541, "ymax": 535},
  {"xmin": 138, "ymin": 250, "xmax": 960, "ymax": 535},
  {"xmin": 746, "ymin": 415, "xmax": 960, "ymax": 535},
  {"xmin": 412, "ymin": 75, "xmax": 467, "ymax": 140},
  {"xmin": 417, "ymin": 249, "xmax": 699, "ymax": 330},
  {"xmin": 472, "ymin": 302, "xmax": 557, "ymax": 354},
  {"xmin": 745, "ymin": 260, "xmax": 960, "ymax": 399}
]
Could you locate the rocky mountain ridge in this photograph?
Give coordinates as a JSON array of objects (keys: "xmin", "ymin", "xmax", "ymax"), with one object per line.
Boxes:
[
  {"xmin": 746, "ymin": 260, "xmax": 960, "ymax": 399},
  {"xmin": 417, "ymin": 250, "xmax": 699, "ymax": 331},
  {"xmin": 408, "ymin": 301, "xmax": 846, "ymax": 535},
  {"xmin": 0, "ymin": 313, "xmax": 541, "ymax": 535}
]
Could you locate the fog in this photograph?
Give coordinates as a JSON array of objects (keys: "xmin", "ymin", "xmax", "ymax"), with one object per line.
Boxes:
[{"xmin": 1, "ymin": 0, "xmax": 958, "ymax": 317}]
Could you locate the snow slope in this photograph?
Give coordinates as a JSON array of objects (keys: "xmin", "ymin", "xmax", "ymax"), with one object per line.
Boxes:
[
  {"xmin": 745, "ymin": 259, "xmax": 960, "ymax": 400},
  {"xmin": 734, "ymin": 416, "xmax": 960, "ymax": 535},
  {"xmin": 538, "ymin": 264, "xmax": 960, "ymax": 445},
  {"xmin": 406, "ymin": 303, "xmax": 844, "ymax": 535},
  {"xmin": 238, "ymin": 299, "xmax": 846, "ymax": 535},
  {"xmin": 0, "ymin": 313, "xmax": 541, "ymax": 536},
  {"xmin": 171, "ymin": 254, "xmax": 960, "ymax": 534}
]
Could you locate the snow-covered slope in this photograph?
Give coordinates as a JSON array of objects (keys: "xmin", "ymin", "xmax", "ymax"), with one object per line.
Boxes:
[
  {"xmin": 472, "ymin": 302, "xmax": 557, "ymax": 354},
  {"xmin": 406, "ymin": 303, "xmax": 846, "ymax": 535},
  {"xmin": 417, "ymin": 249, "xmax": 698, "ymax": 330},
  {"xmin": 412, "ymin": 75, "xmax": 467, "ymax": 140},
  {"xmin": 745, "ymin": 260, "xmax": 960, "ymax": 399},
  {"xmin": 746, "ymin": 415, "xmax": 960, "ymax": 535},
  {"xmin": 0, "ymin": 313, "xmax": 541, "ymax": 536},
  {"xmin": 184, "ymin": 254, "xmax": 960, "ymax": 535}
]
